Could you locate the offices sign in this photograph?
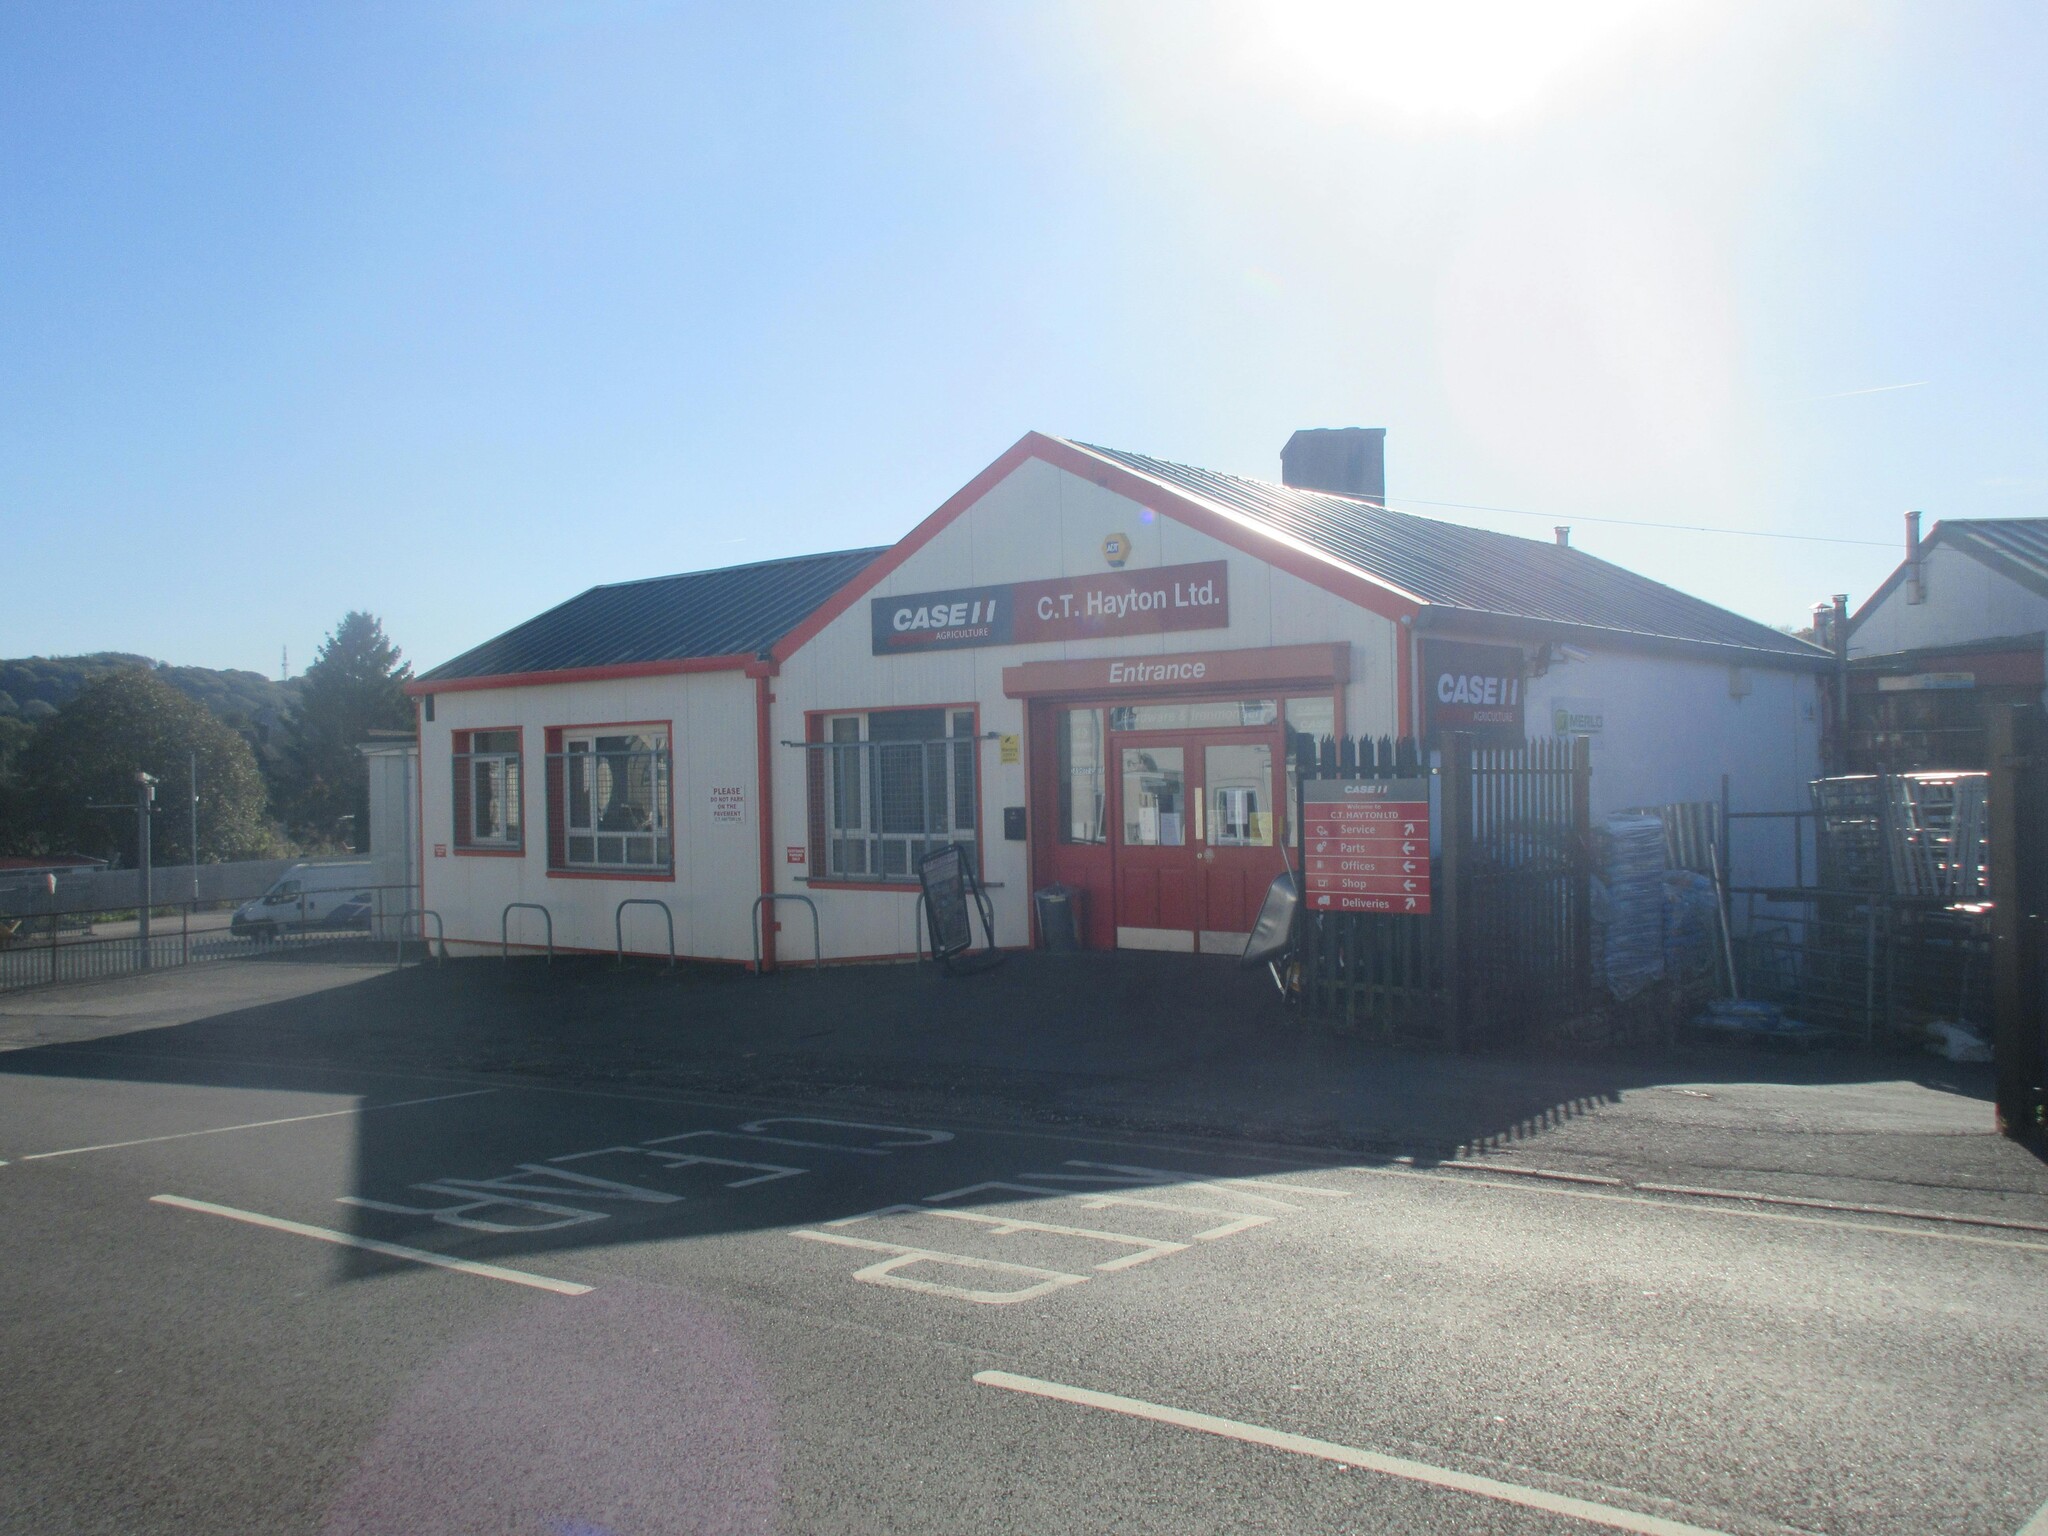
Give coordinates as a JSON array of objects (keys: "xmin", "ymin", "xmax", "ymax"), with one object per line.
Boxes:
[{"xmin": 872, "ymin": 561, "xmax": 1229, "ymax": 655}]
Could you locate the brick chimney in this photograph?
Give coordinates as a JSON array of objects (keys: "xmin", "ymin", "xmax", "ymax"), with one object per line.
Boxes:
[{"xmin": 1281, "ymin": 428, "xmax": 1385, "ymax": 502}]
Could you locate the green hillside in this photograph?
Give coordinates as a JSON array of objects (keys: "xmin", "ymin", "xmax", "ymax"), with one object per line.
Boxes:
[{"xmin": 0, "ymin": 654, "xmax": 300, "ymax": 728}]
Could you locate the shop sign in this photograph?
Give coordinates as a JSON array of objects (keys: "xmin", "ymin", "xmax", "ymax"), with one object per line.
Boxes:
[
  {"xmin": 871, "ymin": 561, "xmax": 1228, "ymax": 655},
  {"xmin": 1422, "ymin": 640, "xmax": 1525, "ymax": 743},
  {"xmin": 1301, "ymin": 777, "xmax": 1431, "ymax": 915}
]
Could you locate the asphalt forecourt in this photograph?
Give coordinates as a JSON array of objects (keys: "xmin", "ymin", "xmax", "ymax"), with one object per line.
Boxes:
[{"xmin": 3, "ymin": 1061, "xmax": 2047, "ymax": 1535}]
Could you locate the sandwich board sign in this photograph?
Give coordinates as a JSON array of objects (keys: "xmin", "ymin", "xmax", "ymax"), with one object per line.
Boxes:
[{"xmin": 1301, "ymin": 777, "xmax": 1432, "ymax": 915}]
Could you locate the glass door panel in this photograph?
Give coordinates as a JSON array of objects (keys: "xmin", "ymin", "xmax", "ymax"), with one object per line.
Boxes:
[{"xmin": 1120, "ymin": 747, "xmax": 1186, "ymax": 846}]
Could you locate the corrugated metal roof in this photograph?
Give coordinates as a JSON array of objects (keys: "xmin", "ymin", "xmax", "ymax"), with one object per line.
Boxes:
[
  {"xmin": 420, "ymin": 547, "xmax": 887, "ymax": 682},
  {"xmin": 1069, "ymin": 440, "xmax": 1827, "ymax": 663},
  {"xmin": 1942, "ymin": 519, "xmax": 2048, "ymax": 599}
]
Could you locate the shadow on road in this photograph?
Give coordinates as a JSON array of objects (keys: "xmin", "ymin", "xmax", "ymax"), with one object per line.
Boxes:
[{"xmin": 0, "ymin": 951, "xmax": 2019, "ymax": 1282}]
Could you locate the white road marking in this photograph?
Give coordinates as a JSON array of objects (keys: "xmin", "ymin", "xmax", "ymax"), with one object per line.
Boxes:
[
  {"xmin": 20, "ymin": 1089, "xmax": 496, "ymax": 1160},
  {"xmin": 923, "ymin": 1180, "xmax": 1276, "ymax": 1241},
  {"xmin": 737, "ymin": 1116, "xmax": 952, "ymax": 1149},
  {"xmin": 150, "ymin": 1194, "xmax": 591, "ymax": 1295},
  {"xmin": 791, "ymin": 1229, "xmax": 1085, "ymax": 1304},
  {"xmin": 1053, "ymin": 1160, "xmax": 1353, "ymax": 1207},
  {"xmin": 550, "ymin": 1143, "xmax": 808, "ymax": 1188},
  {"xmin": 974, "ymin": 1371, "xmax": 1746, "ymax": 1536}
]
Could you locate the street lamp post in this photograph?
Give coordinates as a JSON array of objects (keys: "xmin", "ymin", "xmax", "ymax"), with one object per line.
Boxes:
[{"xmin": 135, "ymin": 772, "xmax": 157, "ymax": 966}]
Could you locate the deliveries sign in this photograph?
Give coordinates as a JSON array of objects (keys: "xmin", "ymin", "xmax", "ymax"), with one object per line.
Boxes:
[{"xmin": 872, "ymin": 561, "xmax": 1229, "ymax": 655}]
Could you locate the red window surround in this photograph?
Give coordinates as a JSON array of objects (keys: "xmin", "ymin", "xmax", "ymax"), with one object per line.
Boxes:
[
  {"xmin": 803, "ymin": 703, "xmax": 983, "ymax": 891},
  {"xmin": 451, "ymin": 726, "xmax": 525, "ymax": 857},
  {"xmin": 545, "ymin": 719, "xmax": 677, "ymax": 884}
]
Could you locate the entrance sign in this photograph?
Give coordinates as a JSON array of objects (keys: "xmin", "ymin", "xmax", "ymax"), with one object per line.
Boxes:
[
  {"xmin": 873, "ymin": 561, "xmax": 1229, "ymax": 655},
  {"xmin": 1422, "ymin": 640, "xmax": 1525, "ymax": 743},
  {"xmin": 1301, "ymin": 777, "xmax": 1431, "ymax": 914}
]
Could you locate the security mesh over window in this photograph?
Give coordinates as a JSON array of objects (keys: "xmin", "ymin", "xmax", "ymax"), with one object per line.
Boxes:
[
  {"xmin": 550, "ymin": 729, "xmax": 672, "ymax": 871},
  {"xmin": 811, "ymin": 709, "xmax": 978, "ymax": 880},
  {"xmin": 452, "ymin": 729, "xmax": 522, "ymax": 850}
]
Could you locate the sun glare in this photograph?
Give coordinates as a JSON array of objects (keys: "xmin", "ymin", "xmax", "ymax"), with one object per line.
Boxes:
[{"xmin": 1230, "ymin": 0, "xmax": 1681, "ymax": 124}]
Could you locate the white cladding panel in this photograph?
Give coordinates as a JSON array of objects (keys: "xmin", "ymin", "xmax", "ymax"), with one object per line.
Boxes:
[
  {"xmin": 420, "ymin": 671, "xmax": 760, "ymax": 960},
  {"xmin": 1519, "ymin": 644, "xmax": 1821, "ymax": 888},
  {"xmin": 1852, "ymin": 542, "xmax": 2048, "ymax": 657},
  {"xmin": 771, "ymin": 457, "xmax": 1403, "ymax": 959}
]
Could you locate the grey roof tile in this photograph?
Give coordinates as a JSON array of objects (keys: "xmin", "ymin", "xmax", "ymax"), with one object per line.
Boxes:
[
  {"xmin": 419, "ymin": 547, "xmax": 886, "ymax": 682},
  {"xmin": 1070, "ymin": 440, "xmax": 1828, "ymax": 663}
]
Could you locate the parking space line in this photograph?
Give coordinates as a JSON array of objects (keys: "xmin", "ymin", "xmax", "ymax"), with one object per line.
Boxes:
[
  {"xmin": 20, "ymin": 1089, "xmax": 496, "ymax": 1161},
  {"xmin": 923, "ymin": 1180, "xmax": 1276, "ymax": 1241},
  {"xmin": 150, "ymin": 1194, "xmax": 593, "ymax": 1295},
  {"xmin": 974, "ymin": 1371, "xmax": 1752, "ymax": 1536},
  {"xmin": 791, "ymin": 1229, "xmax": 1085, "ymax": 1304}
]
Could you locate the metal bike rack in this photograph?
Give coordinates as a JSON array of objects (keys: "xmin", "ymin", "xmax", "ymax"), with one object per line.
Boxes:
[
  {"xmin": 615, "ymin": 898, "xmax": 676, "ymax": 968},
  {"xmin": 500, "ymin": 902, "xmax": 553, "ymax": 964},
  {"xmin": 751, "ymin": 893, "xmax": 822, "ymax": 972},
  {"xmin": 395, "ymin": 908, "xmax": 445, "ymax": 966}
]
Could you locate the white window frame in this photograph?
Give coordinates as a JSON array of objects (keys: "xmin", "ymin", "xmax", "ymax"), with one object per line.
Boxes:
[
  {"xmin": 817, "ymin": 708, "xmax": 979, "ymax": 882},
  {"xmin": 455, "ymin": 730, "xmax": 523, "ymax": 851},
  {"xmin": 556, "ymin": 728, "xmax": 672, "ymax": 872}
]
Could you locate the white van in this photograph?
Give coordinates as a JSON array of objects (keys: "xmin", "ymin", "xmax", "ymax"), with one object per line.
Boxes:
[{"xmin": 230, "ymin": 863, "xmax": 377, "ymax": 940}]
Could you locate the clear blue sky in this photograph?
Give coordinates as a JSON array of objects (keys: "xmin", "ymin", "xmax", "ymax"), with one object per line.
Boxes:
[{"xmin": 4, "ymin": 3, "xmax": 2043, "ymax": 676}]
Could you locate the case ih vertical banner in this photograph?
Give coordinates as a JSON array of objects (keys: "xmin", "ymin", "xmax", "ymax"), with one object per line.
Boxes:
[
  {"xmin": 1301, "ymin": 777, "xmax": 1432, "ymax": 914},
  {"xmin": 1421, "ymin": 639, "xmax": 1526, "ymax": 744},
  {"xmin": 872, "ymin": 561, "xmax": 1228, "ymax": 654}
]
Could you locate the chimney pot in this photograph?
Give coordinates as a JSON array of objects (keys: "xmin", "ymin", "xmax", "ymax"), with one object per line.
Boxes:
[
  {"xmin": 1905, "ymin": 510, "xmax": 1926, "ymax": 604},
  {"xmin": 1281, "ymin": 428, "xmax": 1386, "ymax": 501},
  {"xmin": 1554, "ymin": 526, "xmax": 1571, "ymax": 547}
]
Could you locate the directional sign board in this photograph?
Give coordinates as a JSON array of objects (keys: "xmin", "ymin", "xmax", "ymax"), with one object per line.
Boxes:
[{"xmin": 1300, "ymin": 776, "xmax": 1432, "ymax": 915}]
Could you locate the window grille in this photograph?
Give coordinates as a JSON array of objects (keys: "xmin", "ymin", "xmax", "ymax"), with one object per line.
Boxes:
[
  {"xmin": 807, "ymin": 709, "xmax": 981, "ymax": 880},
  {"xmin": 452, "ymin": 729, "xmax": 523, "ymax": 850},
  {"xmin": 547, "ymin": 730, "xmax": 672, "ymax": 871}
]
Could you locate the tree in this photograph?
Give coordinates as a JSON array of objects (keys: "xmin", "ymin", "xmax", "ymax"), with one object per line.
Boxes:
[
  {"xmin": 11, "ymin": 669, "xmax": 277, "ymax": 862},
  {"xmin": 280, "ymin": 612, "xmax": 413, "ymax": 847}
]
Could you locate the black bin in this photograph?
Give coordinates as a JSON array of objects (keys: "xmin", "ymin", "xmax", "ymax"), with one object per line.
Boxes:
[{"xmin": 1033, "ymin": 884, "xmax": 1083, "ymax": 951}]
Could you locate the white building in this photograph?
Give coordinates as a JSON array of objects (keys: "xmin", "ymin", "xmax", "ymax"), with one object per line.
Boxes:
[
  {"xmin": 1843, "ymin": 514, "xmax": 2048, "ymax": 771},
  {"xmin": 410, "ymin": 430, "xmax": 1829, "ymax": 964}
]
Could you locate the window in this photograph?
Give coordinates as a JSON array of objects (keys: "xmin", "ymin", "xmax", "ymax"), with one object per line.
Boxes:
[
  {"xmin": 1058, "ymin": 708, "xmax": 1107, "ymax": 845},
  {"xmin": 549, "ymin": 728, "xmax": 671, "ymax": 871},
  {"xmin": 810, "ymin": 708, "xmax": 980, "ymax": 880},
  {"xmin": 1109, "ymin": 698, "xmax": 1277, "ymax": 732},
  {"xmin": 452, "ymin": 729, "xmax": 523, "ymax": 851}
]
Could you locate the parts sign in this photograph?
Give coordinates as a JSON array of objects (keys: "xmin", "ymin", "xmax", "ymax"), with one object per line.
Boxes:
[{"xmin": 1300, "ymin": 776, "xmax": 1431, "ymax": 915}]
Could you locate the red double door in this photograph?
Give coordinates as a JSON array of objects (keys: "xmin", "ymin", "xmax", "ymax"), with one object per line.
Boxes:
[{"xmin": 1110, "ymin": 727, "xmax": 1287, "ymax": 954}]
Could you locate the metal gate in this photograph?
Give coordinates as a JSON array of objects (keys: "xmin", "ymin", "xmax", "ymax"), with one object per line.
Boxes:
[{"xmin": 1990, "ymin": 703, "xmax": 2047, "ymax": 1141}]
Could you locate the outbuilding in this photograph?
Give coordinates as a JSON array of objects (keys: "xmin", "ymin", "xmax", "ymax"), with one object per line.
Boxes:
[{"xmin": 409, "ymin": 430, "xmax": 1829, "ymax": 964}]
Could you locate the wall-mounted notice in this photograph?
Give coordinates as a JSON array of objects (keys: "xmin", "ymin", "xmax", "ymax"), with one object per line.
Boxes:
[
  {"xmin": 709, "ymin": 785, "xmax": 747, "ymax": 824},
  {"xmin": 1300, "ymin": 777, "xmax": 1431, "ymax": 915}
]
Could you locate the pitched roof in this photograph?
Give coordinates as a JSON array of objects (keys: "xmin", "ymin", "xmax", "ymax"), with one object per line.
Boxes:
[
  {"xmin": 418, "ymin": 547, "xmax": 887, "ymax": 684},
  {"xmin": 1067, "ymin": 441, "xmax": 1828, "ymax": 664},
  {"xmin": 1850, "ymin": 517, "xmax": 2048, "ymax": 633}
]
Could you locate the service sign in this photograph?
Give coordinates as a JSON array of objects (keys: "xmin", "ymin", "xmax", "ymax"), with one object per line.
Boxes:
[
  {"xmin": 872, "ymin": 560, "xmax": 1229, "ymax": 655},
  {"xmin": 1422, "ymin": 640, "xmax": 1526, "ymax": 743},
  {"xmin": 1301, "ymin": 776, "xmax": 1431, "ymax": 915}
]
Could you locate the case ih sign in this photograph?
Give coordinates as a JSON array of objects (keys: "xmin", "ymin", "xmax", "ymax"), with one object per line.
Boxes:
[
  {"xmin": 1301, "ymin": 776, "xmax": 1432, "ymax": 915},
  {"xmin": 872, "ymin": 560, "xmax": 1229, "ymax": 654},
  {"xmin": 1421, "ymin": 639, "xmax": 1526, "ymax": 743}
]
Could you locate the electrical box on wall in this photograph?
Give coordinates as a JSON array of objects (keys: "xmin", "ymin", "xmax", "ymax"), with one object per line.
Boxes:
[{"xmin": 1003, "ymin": 806, "xmax": 1026, "ymax": 841}]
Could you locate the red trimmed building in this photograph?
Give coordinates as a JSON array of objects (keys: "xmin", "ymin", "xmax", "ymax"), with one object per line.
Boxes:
[{"xmin": 410, "ymin": 430, "xmax": 1828, "ymax": 964}]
